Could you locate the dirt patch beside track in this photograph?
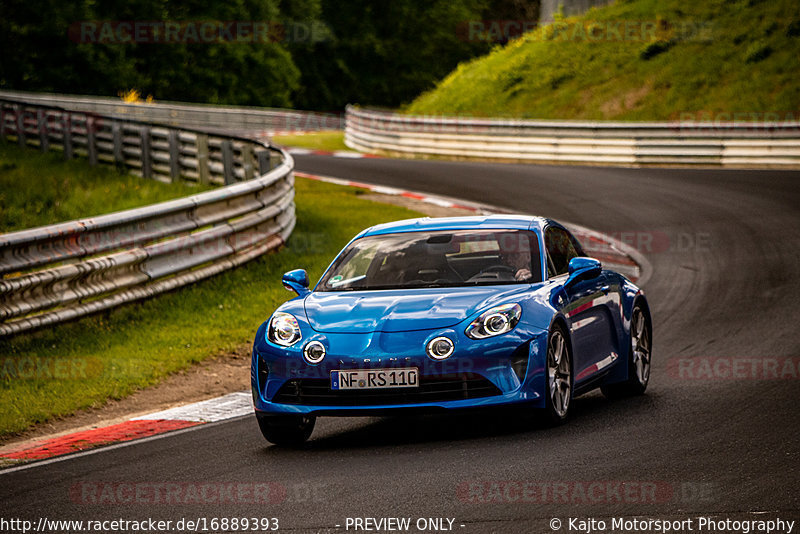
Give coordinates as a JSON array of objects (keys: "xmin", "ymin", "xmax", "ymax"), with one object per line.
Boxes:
[{"xmin": 0, "ymin": 346, "xmax": 251, "ymax": 452}]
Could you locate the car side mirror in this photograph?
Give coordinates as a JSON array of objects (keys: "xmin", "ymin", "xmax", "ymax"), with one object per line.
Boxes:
[
  {"xmin": 565, "ymin": 257, "xmax": 602, "ymax": 287},
  {"xmin": 282, "ymin": 269, "xmax": 310, "ymax": 296}
]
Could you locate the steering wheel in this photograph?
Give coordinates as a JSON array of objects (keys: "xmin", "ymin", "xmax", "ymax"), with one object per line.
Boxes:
[
  {"xmin": 482, "ymin": 265, "xmax": 516, "ymax": 274},
  {"xmin": 468, "ymin": 265, "xmax": 517, "ymax": 282}
]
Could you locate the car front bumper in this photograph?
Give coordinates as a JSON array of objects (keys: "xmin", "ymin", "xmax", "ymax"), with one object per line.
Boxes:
[{"xmin": 251, "ymin": 322, "xmax": 549, "ymax": 416}]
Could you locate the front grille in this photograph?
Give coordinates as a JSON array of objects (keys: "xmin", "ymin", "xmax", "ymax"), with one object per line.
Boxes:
[{"xmin": 272, "ymin": 372, "xmax": 502, "ymax": 406}]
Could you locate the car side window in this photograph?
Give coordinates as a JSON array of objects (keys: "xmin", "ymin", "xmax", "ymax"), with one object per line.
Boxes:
[
  {"xmin": 545, "ymin": 226, "xmax": 580, "ymax": 277},
  {"xmin": 569, "ymin": 233, "xmax": 586, "ymax": 257},
  {"xmin": 546, "ymin": 254, "xmax": 557, "ymax": 279}
]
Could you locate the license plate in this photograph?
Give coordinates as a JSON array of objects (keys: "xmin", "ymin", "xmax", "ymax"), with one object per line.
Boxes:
[{"xmin": 331, "ymin": 368, "xmax": 419, "ymax": 390}]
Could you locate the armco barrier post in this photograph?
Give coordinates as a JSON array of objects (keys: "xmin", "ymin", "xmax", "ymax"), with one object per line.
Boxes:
[
  {"xmin": 15, "ymin": 105, "xmax": 25, "ymax": 147},
  {"xmin": 63, "ymin": 112, "xmax": 73, "ymax": 160},
  {"xmin": 37, "ymin": 109, "xmax": 49, "ymax": 152},
  {"xmin": 242, "ymin": 144, "xmax": 255, "ymax": 181},
  {"xmin": 168, "ymin": 130, "xmax": 180, "ymax": 182},
  {"xmin": 87, "ymin": 116, "xmax": 98, "ymax": 166},
  {"xmin": 112, "ymin": 122, "xmax": 124, "ymax": 165},
  {"xmin": 221, "ymin": 139, "xmax": 234, "ymax": 185},
  {"xmin": 196, "ymin": 134, "xmax": 210, "ymax": 184},
  {"xmin": 0, "ymin": 104, "xmax": 6, "ymax": 140},
  {"xmin": 257, "ymin": 150, "xmax": 271, "ymax": 175},
  {"xmin": 140, "ymin": 127, "xmax": 152, "ymax": 179}
]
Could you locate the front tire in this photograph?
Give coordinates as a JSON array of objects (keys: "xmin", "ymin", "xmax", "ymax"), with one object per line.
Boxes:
[
  {"xmin": 256, "ymin": 414, "xmax": 315, "ymax": 446},
  {"xmin": 602, "ymin": 302, "xmax": 652, "ymax": 399},
  {"xmin": 544, "ymin": 324, "xmax": 572, "ymax": 425}
]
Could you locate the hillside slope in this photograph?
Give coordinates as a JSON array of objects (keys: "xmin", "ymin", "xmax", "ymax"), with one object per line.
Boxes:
[{"xmin": 406, "ymin": 0, "xmax": 800, "ymax": 120}]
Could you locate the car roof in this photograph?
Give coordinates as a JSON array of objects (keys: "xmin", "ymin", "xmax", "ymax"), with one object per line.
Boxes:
[{"xmin": 359, "ymin": 215, "xmax": 552, "ymax": 237}]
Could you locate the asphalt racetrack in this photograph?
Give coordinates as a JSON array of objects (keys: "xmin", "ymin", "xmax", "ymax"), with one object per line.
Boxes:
[{"xmin": 2, "ymin": 155, "xmax": 799, "ymax": 532}]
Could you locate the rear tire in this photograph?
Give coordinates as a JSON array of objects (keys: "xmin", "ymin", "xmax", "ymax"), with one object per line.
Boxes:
[
  {"xmin": 256, "ymin": 414, "xmax": 315, "ymax": 446},
  {"xmin": 602, "ymin": 302, "xmax": 652, "ymax": 399},
  {"xmin": 543, "ymin": 324, "xmax": 572, "ymax": 425}
]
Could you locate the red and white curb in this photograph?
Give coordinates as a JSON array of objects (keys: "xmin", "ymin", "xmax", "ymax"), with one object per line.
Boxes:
[
  {"xmin": 287, "ymin": 147, "xmax": 377, "ymax": 159},
  {"xmin": 133, "ymin": 391, "xmax": 252, "ymax": 423},
  {"xmin": 0, "ymin": 392, "xmax": 251, "ymax": 463},
  {"xmin": 295, "ymin": 171, "xmax": 493, "ymax": 214},
  {"xmin": 254, "ymin": 130, "xmax": 320, "ymax": 139}
]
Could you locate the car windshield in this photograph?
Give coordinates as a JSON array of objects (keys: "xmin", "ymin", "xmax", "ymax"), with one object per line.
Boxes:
[{"xmin": 317, "ymin": 230, "xmax": 542, "ymax": 291}]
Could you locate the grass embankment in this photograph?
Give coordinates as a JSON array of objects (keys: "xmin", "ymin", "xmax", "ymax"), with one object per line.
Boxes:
[
  {"xmin": 407, "ymin": 0, "xmax": 800, "ymax": 120},
  {"xmin": 271, "ymin": 131, "xmax": 350, "ymax": 152},
  {"xmin": 0, "ymin": 143, "xmax": 212, "ymax": 233},
  {"xmin": 0, "ymin": 146, "xmax": 421, "ymax": 437}
]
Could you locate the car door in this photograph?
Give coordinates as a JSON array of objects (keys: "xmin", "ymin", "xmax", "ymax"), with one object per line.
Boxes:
[{"xmin": 545, "ymin": 226, "xmax": 616, "ymax": 387}]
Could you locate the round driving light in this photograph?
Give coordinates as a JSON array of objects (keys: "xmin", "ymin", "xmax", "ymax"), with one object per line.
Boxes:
[
  {"xmin": 303, "ymin": 341, "xmax": 326, "ymax": 364},
  {"xmin": 485, "ymin": 313, "xmax": 509, "ymax": 334},
  {"xmin": 427, "ymin": 336, "xmax": 454, "ymax": 360}
]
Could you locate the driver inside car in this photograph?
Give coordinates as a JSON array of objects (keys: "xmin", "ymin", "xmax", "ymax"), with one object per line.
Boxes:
[{"xmin": 500, "ymin": 249, "xmax": 533, "ymax": 281}]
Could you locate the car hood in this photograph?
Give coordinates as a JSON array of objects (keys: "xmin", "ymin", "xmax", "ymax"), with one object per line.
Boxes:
[{"xmin": 303, "ymin": 286, "xmax": 532, "ymax": 333}]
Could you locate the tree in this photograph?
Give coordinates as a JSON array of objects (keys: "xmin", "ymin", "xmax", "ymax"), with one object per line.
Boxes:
[
  {"xmin": 288, "ymin": 0, "xmax": 494, "ymax": 110},
  {"xmin": 0, "ymin": 0, "xmax": 302, "ymax": 107}
]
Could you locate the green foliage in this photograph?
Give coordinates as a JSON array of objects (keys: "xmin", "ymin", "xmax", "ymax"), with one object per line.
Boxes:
[
  {"xmin": 0, "ymin": 0, "xmax": 302, "ymax": 107},
  {"xmin": 0, "ymin": 0, "xmax": 531, "ymax": 110},
  {"xmin": 288, "ymin": 0, "xmax": 495, "ymax": 110},
  {"xmin": 407, "ymin": 0, "xmax": 800, "ymax": 120},
  {"xmin": 0, "ymin": 143, "xmax": 211, "ymax": 232}
]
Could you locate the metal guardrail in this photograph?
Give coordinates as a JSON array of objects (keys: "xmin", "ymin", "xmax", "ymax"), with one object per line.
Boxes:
[
  {"xmin": 0, "ymin": 90, "xmax": 344, "ymax": 134},
  {"xmin": 0, "ymin": 99, "xmax": 296, "ymax": 337},
  {"xmin": 345, "ymin": 106, "xmax": 800, "ymax": 167}
]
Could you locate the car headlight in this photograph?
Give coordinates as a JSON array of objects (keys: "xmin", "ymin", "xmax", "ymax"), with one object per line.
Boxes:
[
  {"xmin": 268, "ymin": 312, "xmax": 302, "ymax": 346},
  {"xmin": 465, "ymin": 303, "xmax": 522, "ymax": 339}
]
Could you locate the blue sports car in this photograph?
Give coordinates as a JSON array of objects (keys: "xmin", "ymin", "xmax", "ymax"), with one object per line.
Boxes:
[{"xmin": 251, "ymin": 215, "xmax": 652, "ymax": 445}]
